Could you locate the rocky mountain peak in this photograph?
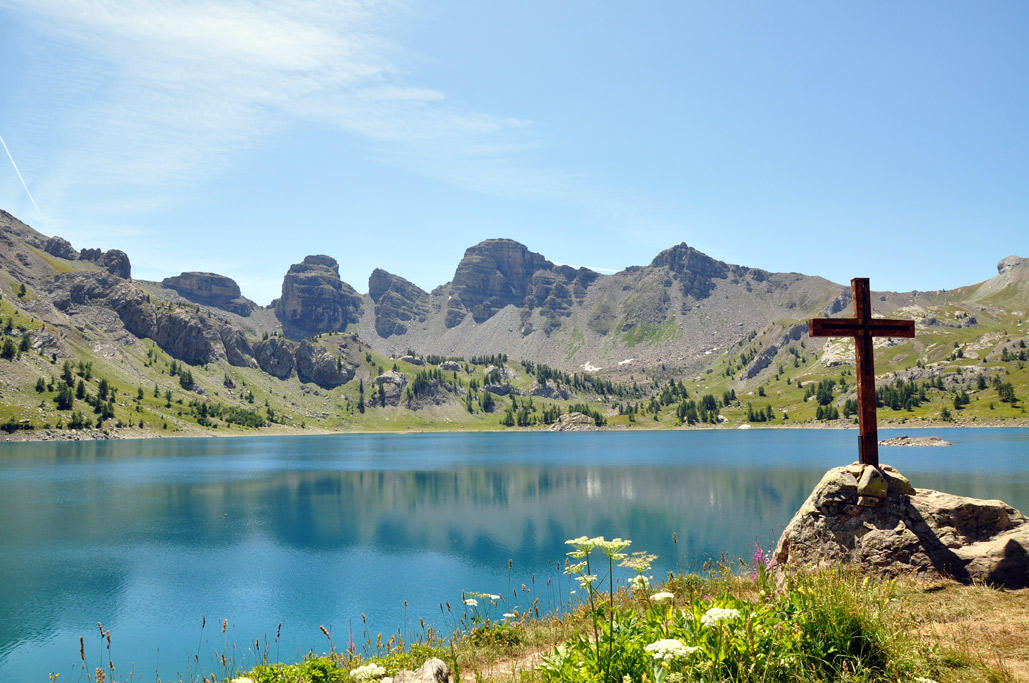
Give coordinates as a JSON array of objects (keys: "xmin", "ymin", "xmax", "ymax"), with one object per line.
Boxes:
[
  {"xmin": 162, "ymin": 272, "xmax": 256, "ymax": 316},
  {"xmin": 445, "ymin": 238, "xmax": 555, "ymax": 327},
  {"xmin": 368, "ymin": 268, "xmax": 429, "ymax": 338},
  {"xmin": 273, "ymin": 255, "xmax": 361, "ymax": 339},
  {"xmin": 649, "ymin": 243, "xmax": 733, "ymax": 299},
  {"xmin": 998, "ymin": 255, "xmax": 1027, "ymax": 276}
]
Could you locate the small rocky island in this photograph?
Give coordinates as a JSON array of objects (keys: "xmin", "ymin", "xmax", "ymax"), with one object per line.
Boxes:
[{"xmin": 879, "ymin": 435, "xmax": 952, "ymax": 447}]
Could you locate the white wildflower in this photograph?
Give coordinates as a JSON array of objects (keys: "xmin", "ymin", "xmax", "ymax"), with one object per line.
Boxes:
[
  {"xmin": 644, "ymin": 639, "xmax": 700, "ymax": 661},
  {"xmin": 489, "ymin": 594, "xmax": 501, "ymax": 601},
  {"xmin": 594, "ymin": 537, "xmax": 631, "ymax": 560},
  {"xmin": 503, "ymin": 612, "xmax": 516, "ymax": 619},
  {"xmin": 350, "ymin": 663, "xmax": 386, "ymax": 681},
  {"xmin": 620, "ymin": 552, "xmax": 657, "ymax": 572},
  {"xmin": 231, "ymin": 678, "xmax": 256, "ymax": 683},
  {"xmin": 701, "ymin": 607, "xmax": 741, "ymax": 627},
  {"xmin": 629, "ymin": 574, "xmax": 651, "ymax": 591},
  {"xmin": 575, "ymin": 574, "xmax": 598, "ymax": 588},
  {"xmin": 649, "ymin": 591, "xmax": 675, "ymax": 603},
  {"xmin": 464, "ymin": 598, "xmax": 478, "ymax": 607}
]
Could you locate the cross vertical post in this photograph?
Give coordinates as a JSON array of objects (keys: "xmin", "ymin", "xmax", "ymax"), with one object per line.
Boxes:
[{"xmin": 808, "ymin": 278, "xmax": 915, "ymax": 467}]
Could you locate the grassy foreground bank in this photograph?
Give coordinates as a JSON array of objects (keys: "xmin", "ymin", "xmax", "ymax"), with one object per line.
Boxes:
[{"xmin": 76, "ymin": 540, "xmax": 1029, "ymax": 683}]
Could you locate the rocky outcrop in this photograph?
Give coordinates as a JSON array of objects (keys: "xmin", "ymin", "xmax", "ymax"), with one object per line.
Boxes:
[
  {"xmin": 744, "ymin": 323, "xmax": 806, "ymax": 379},
  {"xmin": 483, "ymin": 382, "xmax": 512, "ymax": 396},
  {"xmin": 374, "ymin": 370, "xmax": 409, "ymax": 407},
  {"xmin": 382, "ymin": 657, "xmax": 454, "ymax": 683},
  {"xmin": 879, "ymin": 435, "xmax": 952, "ymax": 447},
  {"xmin": 44, "ymin": 236, "xmax": 78, "ymax": 260},
  {"xmin": 274, "ymin": 255, "xmax": 362, "ymax": 339},
  {"xmin": 548, "ymin": 412, "xmax": 598, "ymax": 431},
  {"xmin": 253, "ymin": 337, "xmax": 299, "ymax": 379},
  {"xmin": 774, "ymin": 463, "xmax": 1029, "ymax": 588},
  {"xmin": 650, "ymin": 243, "xmax": 738, "ymax": 300},
  {"xmin": 163, "ymin": 272, "xmax": 256, "ymax": 315},
  {"xmin": 368, "ymin": 268, "xmax": 429, "ymax": 338},
  {"xmin": 220, "ymin": 327, "xmax": 257, "ymax": 368},
  {"xmin": 998, "ymin": 255, "xmax": 1027, "ymax": 276},
  {"xmin": 444, "ymin": 238, "xmax": 596, "ymax": 329},
  {"xmin": 529, "ymin": 379, "xmax": 571, "ymax": 400},
  {"xmin": 150, "ymin": 308, "xmax": 222, "ymax": 365},
  {"xmin": 296, "ymin": 339, "xmax": 353, "ymax": 388},
  {"xmin": 80, "ymin": 248, "xmax": 131, "ymax": 279},
  {"xmin": 48, "ymin": 272, "xmax": 225, "ymax": 364}
]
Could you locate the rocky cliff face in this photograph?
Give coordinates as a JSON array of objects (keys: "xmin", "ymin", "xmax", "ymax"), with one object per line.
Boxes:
[
  {"xmin": 44, "ymin": 236, "xmax": 78, "ymax": 260},
  {"xmin": 368, "ymin": 268, "xmax": 429, "ymax": 338},
  {"xmin": 80, "ymin": 248, "xmax": 132, "ymax": 279},
  {"xmin": 219, "ymin": 326, "xmax": 257, "ymax": 368},
  {"xmin": 274, "ymin": 255, "xmax": 362, "ymax": 339},
  {"xmin": 444, "ymin": 239, "xmax": 596, "ymax": 331},
  {"xmin": 296, "ymin": 339, "xmax": 354, "ymax": 388},
  {"xmin": 162, "ymin": 272, "xmax": 256, "ymax": 315},
  {"xmin": 252, "ymin": 336, "xmax": 298, "ymax": 379},
  {"xmin": 650, "ymin": 243, "xmax": 743, "ymax": 300},
  {"xmin": 47, "ymin": 271, "xmax": 223, "ymax": 364}
]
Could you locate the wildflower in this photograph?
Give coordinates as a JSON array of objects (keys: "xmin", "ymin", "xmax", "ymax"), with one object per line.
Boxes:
[
  {"xmin": 502, "ymin": 613, "xmax": 516, "ymax": 619},
  {"xmin": 575, "ymin": 574, "xmax": 598, "ymax": 589},
  {"xmin": 489, "ymin": 594, "xmax": 501, "ymax": 601},
  {"xmin": 350, "ymin": 663, "xmax": 386, "ymax": 681},
  {"xmin": 231, "ymin": 678, "xmax": 256, "ymax": 683},
  {"xmin": 644, "ymin": 639, "xmax": 700, "ymax": 661},
  {"xmin": 701, "ymin": 607, "xmax": 741, "ymax": 627},
  {"xmin": 565, "ymin": 536, "xmax": 597, "ymax": 558},
  {"xmin": 649, "ymin": 591, "xmax": 674, "ymax": 603},
  {"xmin": 594, "ymin": 537, "xmax": 631, "ymax": 560},
  {"xmin": 620, "ymin": 551, "xmax": 657, "ymax": 572},
  {"xmin": 629, "ymin": 574, "xmax": 651, "ymax": 591},
  {"xmin": 464, "ymin": 598, "xmax": 478, "ymax": 607}
]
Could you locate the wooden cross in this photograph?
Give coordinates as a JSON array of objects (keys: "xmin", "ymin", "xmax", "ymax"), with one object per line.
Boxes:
[{"xmin": 808, "ymin": 278, "xmax": 914, "ymax": 468}]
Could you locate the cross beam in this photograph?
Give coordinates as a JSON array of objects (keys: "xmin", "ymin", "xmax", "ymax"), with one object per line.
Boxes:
[{"xmin": 808, "ymin": 278, "xmax": 914, "ymax": 467}]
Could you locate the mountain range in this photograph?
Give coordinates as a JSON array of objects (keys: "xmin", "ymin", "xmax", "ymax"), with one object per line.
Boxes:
[{"xmin": 1, "ymin": 207, "xmax": 1026, "ymax": 438}]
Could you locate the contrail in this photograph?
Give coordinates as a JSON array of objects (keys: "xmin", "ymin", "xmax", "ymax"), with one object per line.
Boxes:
[{"xmin": 0, "ymin": 132, "xmax": 41, "ymax": 217}]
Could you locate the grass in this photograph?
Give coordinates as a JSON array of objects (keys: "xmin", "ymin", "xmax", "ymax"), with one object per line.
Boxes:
[{"xmin": 69, "ymin": 548, "xmax": 1029, "ymax": 683}]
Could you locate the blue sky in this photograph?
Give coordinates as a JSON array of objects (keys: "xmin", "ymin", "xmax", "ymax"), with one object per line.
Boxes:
[{"xmin": 0, "ymin": 1, "xmax": 1026, "ymax": 306}]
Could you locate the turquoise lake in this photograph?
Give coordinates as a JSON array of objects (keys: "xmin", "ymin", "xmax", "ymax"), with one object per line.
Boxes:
[{"xmin": 1, "ymin": 428, "xmax": 1027, "ymax": 680}]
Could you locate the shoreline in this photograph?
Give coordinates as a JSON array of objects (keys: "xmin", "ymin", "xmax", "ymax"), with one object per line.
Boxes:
[{"xmin": 3, "ymin": 415, "xmax": 1028, "ymax": 444}]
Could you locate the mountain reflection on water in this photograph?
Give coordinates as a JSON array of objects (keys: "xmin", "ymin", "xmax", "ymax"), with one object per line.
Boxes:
[{"xmin": 1, "ymin": 429, "xmax": 1027, "ymax": 680}]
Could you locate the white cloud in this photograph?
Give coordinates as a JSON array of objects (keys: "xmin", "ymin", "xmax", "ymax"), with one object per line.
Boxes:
[{"xmin": 1, "ymin": 0, "xmax": 546, "ymax": 212}]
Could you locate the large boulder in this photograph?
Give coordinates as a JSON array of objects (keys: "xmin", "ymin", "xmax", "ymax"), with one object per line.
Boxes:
[
  {"xmin": 80, "ymin": 248, "xmax": 131, "ymax": 279},
  {"xmin": 273, "ymin": 255, "xmax": 362, "ymax": 339},
  {"xmin": 382, "ymin": 657, "xmax": 453, "ymax": 683},
  {"xmin": 774, "ymin": 463, "xmax": 1029, "ymax": 588},
  {"xmin": 163, "ymin": 272, "xmax": 256, "ymax": 315},
  {"xmin": 296, "ymin": 339, "xmax": 353, "ymax": 388}
]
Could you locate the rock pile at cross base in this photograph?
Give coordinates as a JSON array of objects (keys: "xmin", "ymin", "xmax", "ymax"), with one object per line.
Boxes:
[
  {"xmin": 382, "ymin": 657, "xmax": 453, "ymax": 683},
  {"xmin": 774, "ymin": 463, "xmax": 1029, "ymax": 588}
]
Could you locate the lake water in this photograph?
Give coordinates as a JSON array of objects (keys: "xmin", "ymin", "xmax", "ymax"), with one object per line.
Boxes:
[{"xmin": 2, "ymin": 428, "xmax": 1027, "ymax": 680}]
